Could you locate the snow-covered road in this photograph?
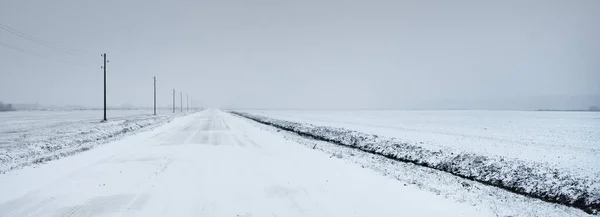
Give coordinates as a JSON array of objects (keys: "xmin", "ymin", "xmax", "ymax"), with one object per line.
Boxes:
[{"xmin": 0, "ymin": 110, "xmax": 490, "ymax": 217}]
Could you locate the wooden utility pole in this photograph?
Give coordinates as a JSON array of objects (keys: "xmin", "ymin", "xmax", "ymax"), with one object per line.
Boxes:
[
  {"xmin": 153, "ymin": 77, "xmax": 156, "ymax": 115},
  {"xmin": 101, "ymin": 53, "xmax": 108, "ymax": 121},
  {"xmin": 172, "ymin": 89, "xmax": 175, "ymax": 113}
]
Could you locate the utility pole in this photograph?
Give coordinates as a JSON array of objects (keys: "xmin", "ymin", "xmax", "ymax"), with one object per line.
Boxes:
[
  {"xmin": 180, "ymin": 92, "xmax": 183, "ymax": 112},
  {"xmin": 153, "ymin": 77, "xmax": 156, "ymax": 115},
  {"xmin": 187, "ymin": 95, "xmax": 189, "ymax": 111},
  {"xmin": 101, "ymin": 53, "xmax": 108, "ymax": 121},
  {"xmin": 172, "ymin": 89, "xmax": 175, "ymax": 113}
]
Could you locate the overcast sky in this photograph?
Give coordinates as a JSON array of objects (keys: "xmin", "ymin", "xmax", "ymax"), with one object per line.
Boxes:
[{"xmin": 1, "ymin": 0, "xmax": 598, "ymax": 109}]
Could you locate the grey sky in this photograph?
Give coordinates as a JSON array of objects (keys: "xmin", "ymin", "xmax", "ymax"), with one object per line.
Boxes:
[{"xmin": 1, "ymin": 0, "xmax": 599, "ymax": 109}]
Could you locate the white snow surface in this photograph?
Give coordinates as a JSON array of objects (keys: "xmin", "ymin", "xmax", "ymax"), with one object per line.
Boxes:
[
  {"xmin": 0, "ymin": 110, "xmax": 187, "ymax": 173},
  {"xmin": 240, "ymin": 113, "xmax": 593, "ymax": 217},
  {"xmin": 0, "ymin": 110, "xmax": 492, "ymax": 217},
  {"xmin": 233, "ymin": 110, "xmax": 600, "ymax": 214},
  {"xmin": 241, "ymin": 110, "xmax": 600, "ymax": 175}
]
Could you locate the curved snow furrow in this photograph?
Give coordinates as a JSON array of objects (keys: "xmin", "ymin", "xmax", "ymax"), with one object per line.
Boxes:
[{"xmin": 231, "ymin": 111, "xmax": 600, "ymax": 215}]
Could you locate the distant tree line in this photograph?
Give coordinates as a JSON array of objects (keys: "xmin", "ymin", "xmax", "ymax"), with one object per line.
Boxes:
[
  {"xmin": 0, "ymin": 101, "xmax": 15, "ymax": 111},
  {"xmin": 536, "ymin": 106, "xmax": 600, "ymax": 112}
]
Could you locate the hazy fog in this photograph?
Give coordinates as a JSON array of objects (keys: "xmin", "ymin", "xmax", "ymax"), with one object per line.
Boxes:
[{"xmin": 1, "ymin": 0, "xmax": 598, "ymax": 110}]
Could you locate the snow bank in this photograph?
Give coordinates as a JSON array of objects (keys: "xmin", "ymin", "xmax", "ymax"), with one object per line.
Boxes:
[
  {"xmin": 232, "ymin": 111, "xmax": 600, "ymax": 214},
  {"xmin": 0, "ymin": 113, "xmax": 184, "ymax": 173}
]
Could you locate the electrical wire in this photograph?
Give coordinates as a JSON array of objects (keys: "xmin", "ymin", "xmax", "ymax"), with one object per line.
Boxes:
[
  {"xmin": 0, "ymin": 23, "xmax": 91, "ymax": 57},
  {"xmin": 0, "ymin": 41, "xmax": 86, "ymax": 67}
]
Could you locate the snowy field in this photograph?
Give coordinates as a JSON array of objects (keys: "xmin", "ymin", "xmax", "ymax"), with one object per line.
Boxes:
[
  {"xmin": 0, "ymin": 110, "xmax": 495, "ymax": 217},
  {"xmin": 241, "ymin": 110, "xmax": 600, "ymax": 174},
  {"xmin": 0, "ymin": 110, "xmax": 188, "ymax": 173},
  {"xmin": 238, "ymin": 113, "xmax": 592, "ymax": 217},
  {"xmin": 0, "ymin": 110, "xmax": 162, "ymax": 130},
  {"xmin": 235, "ymin": 110, "xmax": 600, "ymax": 214}
]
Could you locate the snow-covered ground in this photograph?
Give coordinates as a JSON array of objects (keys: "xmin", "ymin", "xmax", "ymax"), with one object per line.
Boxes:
[
  {"xmin": 234, "ymin": 110, "xmax": 600, "ymax": 214},
  {"xmin": 0, "ymin": 110, "xmax": 165, "ymax": 130},
  {"xmin": 240, "ymin": 110, "xmax": 600, "ymax": 174},
  {"xmin": 238, "ymin": 112, "xmax": 592, "ymax": 217},
  {"xmin": 0, "ymin": 110, "xmax": 492, "ymax": 217},
  {"xmin": 0, "ymin": 110, "xmax": 188, "ymax": 173}
]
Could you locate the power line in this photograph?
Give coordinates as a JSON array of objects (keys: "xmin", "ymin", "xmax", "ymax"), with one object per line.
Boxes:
[
  {"xmin": 0, "ymin": 41, "xmax": 85, "ymax": 67},
  {"xmin": 153, "ymin": 77, "xmax": 157, "ymax": 116},
  {"xmin": 101, "ymin": 53, "xmax": 108, "ymax": 121},
  {"xmin": 0, "ymin": 23, "xmax": 87, "ymax": 56},
  {"xmin": 0, "ymin": 23, "xmax": 90, "ymax": 57}
]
